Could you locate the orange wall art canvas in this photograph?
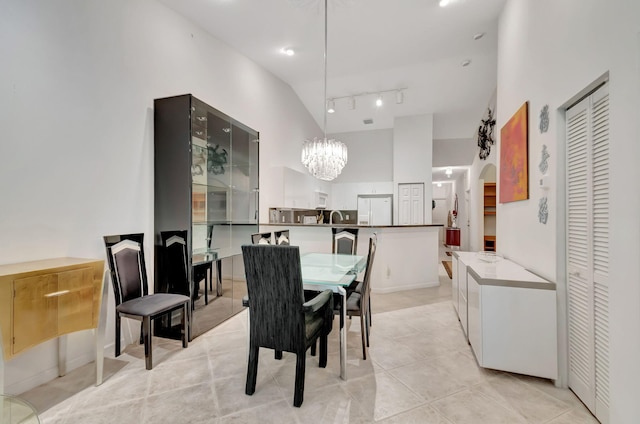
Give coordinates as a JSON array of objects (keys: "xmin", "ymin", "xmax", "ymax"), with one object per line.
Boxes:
[{"xmin": 500, "ymin": 102, "xmax": 529, "ymax": 203}]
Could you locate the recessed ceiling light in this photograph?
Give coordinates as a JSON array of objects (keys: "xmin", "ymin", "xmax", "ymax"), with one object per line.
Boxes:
[
  {"xmin": 439, "ymin": 0, "xmax": 450, "ymax": 7},
  {"xmin": 461, "ymin": 59, "xmax": 471, "ymax": 67},
  {"xmin": 473, "ymin": 32, "xmax": 485, "ymax": 40},
  {"xmin": 280, "ymin": 47, "xmax": 295, "ymax": 56},
  {"xmin": 375, "ymin": 95, "xmax": 383, "ymax": 107}
]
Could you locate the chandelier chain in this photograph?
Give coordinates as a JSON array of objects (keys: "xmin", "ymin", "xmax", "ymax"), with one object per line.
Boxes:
[{"xmin": 301, "ymin": 0, "xmax": 348, "ymax": 181}]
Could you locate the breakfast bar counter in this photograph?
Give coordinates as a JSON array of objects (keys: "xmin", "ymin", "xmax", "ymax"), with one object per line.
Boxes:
[{"xmin": 261, "ymin": 223, "xmax": 443, "ymax": 293}]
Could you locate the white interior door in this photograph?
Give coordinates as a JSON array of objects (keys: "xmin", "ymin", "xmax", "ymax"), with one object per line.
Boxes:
[
  {"xmin": 398, "ymin": 184, "xmax": 411, "ymax": 225},
  {"xmin": 410, "ymin": 184, "xmax": 424, "ymax": 225},
  {"xmin": 566, "ymin": 83, "xmax": 609, "ymax": 424},
  {"xmin": 398, "ymin": 183, "xmax": 424, "ymax": 225}
]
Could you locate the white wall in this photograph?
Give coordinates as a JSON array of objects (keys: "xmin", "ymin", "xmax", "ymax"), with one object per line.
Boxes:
[
  {"xmin": 497, "ymin": 1, "xmax": 640, "ymax": 421},
  {"xmin": 329, "ymin": 129, "xmax": 393, "ymax": 183},
  {"xmin": 432, "ymin": 138, "xmax": 477, "ymax": 167},
  {"xmin": 465, "ymin": 89, "xmax": 498, "ymax": 252},
  {"xmin": 392, "ymin": 114, "xmax": 434, "ymax": 224},
  {"xmin": 325, "ymin": 128, "xmax": 394, "ymax": 210},
  {"xmin": 0, "ymin": 0, "xmax": 320, "ymax": 393}
]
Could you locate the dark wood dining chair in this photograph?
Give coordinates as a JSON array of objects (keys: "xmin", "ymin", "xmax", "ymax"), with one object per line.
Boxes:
[
  {"xmin": 346, "ymin": 234, "xmax": 377, "ymax": 359},
  {"xmin": 104, "ymin": 233, "xmax": 190, "ymax": 370},
  {"xmin": 251, "ymin": 232, "xmax": 272, "ymax": 245},
  {"xmin": 241, "ymin": 244, "xmax": 334, "ymax": 407},
  {"xmin": 332, "ymin": 228, "xmax": 358, "ymax": 255},
  {"xmin": 274, "ymin": 230, "xmax": 290, "ymax": 245},
  {"xmin": 160, "ymin": 230, "xmax": 191, "ymax": 298}
]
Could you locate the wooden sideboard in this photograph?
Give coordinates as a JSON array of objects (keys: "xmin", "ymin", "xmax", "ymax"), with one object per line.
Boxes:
[{"xmin": 0, "ymin": 258, "xmax": 108, "ymax": 393}]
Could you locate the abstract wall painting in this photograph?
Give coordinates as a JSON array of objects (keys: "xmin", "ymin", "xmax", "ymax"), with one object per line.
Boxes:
[{"xmin": 500, "ymin": 102, "xmax": 529, "ymax": 203}]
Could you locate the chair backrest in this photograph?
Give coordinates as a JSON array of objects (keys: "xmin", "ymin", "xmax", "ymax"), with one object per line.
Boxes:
[
  {"xmin": 241, "ymin": 244, "xmax": 306, "ymax": 353},
  {"xmin": 251, "ymin": 232, "xmax": 273, "ymax": 245},
  {"xmin": 332, "ymin": 228, "xmax": 359, "ymax": 255},
  {"xmin": 160, "ymin": 230, "xmax": 190, "ymax": 297},
  {"xmin": 274, "ymin": 230, "xmax": 290, "ymax": 245},
  {"xmin": 360, "ymin": 234, "xmax": 378, "ymax": 313},
  {"xmin": 104, "ymin": 233, "xmax": 149, "ymax": 306}
]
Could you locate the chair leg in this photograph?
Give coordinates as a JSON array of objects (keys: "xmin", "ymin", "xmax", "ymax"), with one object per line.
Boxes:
[
  {"xmin": 115, "ymin": 314, "xmax": 121, "ymax": 357},
  {"xmin": 275, "ymin": 350, "xmax": 283, "ymax": 360},
  {"xmin": 365, "ymin": 311, "xmax": 370, "ymax": 347},
  {"xmin": 310, "ymin": 340, "xmax": 317, "ymax": 357},
  {"xmin": 246, "ymin": 344, "xmax": 259, "ymax": 396},
  {"xmin": 143, "ymin": 316, "xmax": 152, "ymax": 370},
  {"xmin": 368, "ymin": 298, "xmax": 372, "ymax": 327},
  {"xmin": 182, "ymin": 303, "xmax": 189, "ymax": 348},
  {"xmin": 293, "ymin": 353, "xmax": 306, "ymax": 407},
  {"xmin": 139, "ymin": 322, "xmax": 144, "ymax": 345},
  {"xmin": 360, "ymin": 313, "xmax": 367, "ymax": 360},
  {"xmin": 319, "ymin": 334, "xmax": 328, "ymax": 368}
]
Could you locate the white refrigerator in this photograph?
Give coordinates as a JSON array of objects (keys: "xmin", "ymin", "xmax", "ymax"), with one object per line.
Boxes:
[{"xmin": 357, "ymin": 195, "xmax": 392, "ymax": 225}]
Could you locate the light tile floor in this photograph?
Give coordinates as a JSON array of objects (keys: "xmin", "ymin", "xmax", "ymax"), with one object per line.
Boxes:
[{"xmin": 21, "ymin": 260, "xmax": 598, "ymax": 424}]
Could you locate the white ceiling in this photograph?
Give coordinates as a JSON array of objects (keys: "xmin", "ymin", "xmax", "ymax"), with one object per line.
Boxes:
[{"xmin": 158, "ymin": 0, "xmax": 506, "ymax": 168}]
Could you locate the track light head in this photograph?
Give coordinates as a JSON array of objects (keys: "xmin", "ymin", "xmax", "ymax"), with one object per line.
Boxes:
[
  {"xmin": 395, "ymin": 90, "xmax": 404, "ymax": 104},
  {"xmin": 327, "ymin": 99, "xmax": 335, "ymax": 114},
  {"xmin": 375, "ymin": 95, "xmax": 383, "ymax": 107}
]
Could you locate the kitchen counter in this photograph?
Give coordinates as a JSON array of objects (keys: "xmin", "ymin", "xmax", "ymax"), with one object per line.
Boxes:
[
  {"xmin": 262, "ymin": 223, "xmax": 442, "ymax": 228},
  {"xmin": 260, "ymin": 224, "xmax": 441, "ymax": 293}
]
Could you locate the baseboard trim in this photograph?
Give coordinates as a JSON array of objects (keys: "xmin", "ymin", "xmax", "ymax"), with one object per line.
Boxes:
[
  {"xmin": 6, "ymin": 352, "xmax": 96, "ymax": 395},
  {"xmin": 372, "ymin": 281, "xmax": 440, "ymax": 294}
]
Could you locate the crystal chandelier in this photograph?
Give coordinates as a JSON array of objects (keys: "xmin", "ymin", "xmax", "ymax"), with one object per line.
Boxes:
[{"xmin": 301, "ymin": 0, "xmax": 347, "ymax": 181}]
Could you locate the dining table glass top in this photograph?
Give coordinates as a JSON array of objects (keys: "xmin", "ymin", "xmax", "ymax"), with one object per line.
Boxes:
[{"xmin": 300, "ymin": 253, "xmax": 366, "ymax": 287}]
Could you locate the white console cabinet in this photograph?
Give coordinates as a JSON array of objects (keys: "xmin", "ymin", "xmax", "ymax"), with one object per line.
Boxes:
[
  {"xmin": 452, "ymin": 252, "xmax": 557, "ymax": 380},
  {"xmin": 451, "ymin": 255, "xmax": 459, "ymax": 314}
]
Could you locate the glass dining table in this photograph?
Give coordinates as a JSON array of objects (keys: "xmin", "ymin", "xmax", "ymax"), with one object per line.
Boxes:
[{"xmin": 300, "ymin": 252, "xmax": 367, "ymax": 380}]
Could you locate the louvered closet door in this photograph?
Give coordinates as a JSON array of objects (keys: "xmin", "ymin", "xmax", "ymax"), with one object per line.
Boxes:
[{"xmin": 566, "ymin": 83, "xmax": 609, "ymax": 424}]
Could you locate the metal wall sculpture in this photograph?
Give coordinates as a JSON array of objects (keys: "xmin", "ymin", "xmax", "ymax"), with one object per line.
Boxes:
[{"xmin": 478, "ymin": 108, "xmax": 496, "ymax": 160}]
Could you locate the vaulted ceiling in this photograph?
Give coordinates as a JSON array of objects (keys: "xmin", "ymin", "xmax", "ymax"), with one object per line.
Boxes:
[{"xmin": 159, "ymin": 0, "xmax": 506, "ymax": 169}]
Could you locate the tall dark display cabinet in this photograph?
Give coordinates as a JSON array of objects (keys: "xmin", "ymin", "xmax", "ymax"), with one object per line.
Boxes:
[{"xmin": 154, "ymin": 94, "xmax": 259, "ymax": 338}]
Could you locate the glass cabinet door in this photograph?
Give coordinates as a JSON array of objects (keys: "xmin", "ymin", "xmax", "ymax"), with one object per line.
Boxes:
[
  {"xmin": 230, "ymin": 122, "xmax": 259, "ymax": 225},
  {"xmin": 155, "ymin": 93, "xmax": 258, "ymax": 340}
]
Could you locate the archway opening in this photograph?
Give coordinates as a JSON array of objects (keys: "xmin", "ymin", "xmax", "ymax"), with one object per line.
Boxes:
[{"xmin": 479, "ymin": 164, "xmax": 497, "ymax": 251}]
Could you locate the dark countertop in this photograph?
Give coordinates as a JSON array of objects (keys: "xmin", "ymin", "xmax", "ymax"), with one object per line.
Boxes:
[{"xmin": 260, "ymin": 223, "xmax": 443, "ymax": 228}]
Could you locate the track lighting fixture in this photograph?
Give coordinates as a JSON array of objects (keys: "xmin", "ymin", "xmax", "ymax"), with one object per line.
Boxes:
[
  {"xmin": 324, "ymin": 88, "xmax": 407, "ymax": 113},
  {"xmin": 327, "ymin": 99, "xmax": 335, "ymax": 114}
]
